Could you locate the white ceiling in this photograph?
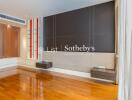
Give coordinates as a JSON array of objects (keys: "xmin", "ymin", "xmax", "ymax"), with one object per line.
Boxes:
[{"xmin": 0, "ymin": 0, "xmax": 112, "ymax": 19}]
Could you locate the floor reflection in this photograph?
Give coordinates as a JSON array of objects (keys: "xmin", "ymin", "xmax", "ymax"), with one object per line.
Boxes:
[{"xmin": 0, "ymin": 69, "xmax": 117, "ymax": 100}]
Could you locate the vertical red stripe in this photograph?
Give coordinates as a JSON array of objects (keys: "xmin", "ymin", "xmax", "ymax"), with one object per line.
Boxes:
[
  {"xmin": 30, "ymin": 19, "xmax": 32, "ymax": 58},
  {"xmin": 36, "ymin": 18, "xmax": 39, "ymax": 59}
]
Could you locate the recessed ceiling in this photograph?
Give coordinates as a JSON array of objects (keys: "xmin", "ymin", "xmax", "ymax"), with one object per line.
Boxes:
[{"xmin": 0, "ymin": 0, "xmax": 112, "ymax": 19}]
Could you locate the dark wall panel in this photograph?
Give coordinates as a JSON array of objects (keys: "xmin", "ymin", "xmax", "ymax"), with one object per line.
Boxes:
[
  {"xmin": 55, "ymin": 8, "xmax": 91, "ymax": 51},
  {"xmin": 93, "ymin": 2, "xmax": 115, "ymax": 52},
  {"xmin": 43, "ymin": 1, "xmax": 115, "ymax": 53},
  {"xmin": 44, "ymin": 16, "xmax": 54, "ymax": 50}
]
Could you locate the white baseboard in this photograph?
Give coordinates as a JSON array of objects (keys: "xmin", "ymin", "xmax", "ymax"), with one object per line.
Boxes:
[
  {"xmin": 0, "ymin": 58, "xmax": 18, "ymax": 69},
  {"xmin": 47, "ymin": 68, "xmax": 91, "ymax": 78},
  {"xmin": 46, "ymin": 68, "xmax": 114, "ymax": 83},
  {"xmin": 21, "ymin": 65, "xmax": 114, "ymax": 83}
]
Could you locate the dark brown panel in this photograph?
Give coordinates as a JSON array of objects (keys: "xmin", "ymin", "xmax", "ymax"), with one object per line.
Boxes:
[
  {"xmin": 44, "ymin": 1, "xmax": 115, "ymax": 52},
  {"xmin": 44, "ymin": 16, "xmax": 55, "ymax": 50},
  {"xmin": 55, "ymin": 7, "xmax": 90, "ymax": 51},
  {"xmin": 92, "ymin": 1, "xmax": 115, "ymax": 52}
]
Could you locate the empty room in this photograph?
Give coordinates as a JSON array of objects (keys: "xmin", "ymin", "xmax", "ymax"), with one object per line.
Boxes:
[{"xmin": 0, "ymin": 0, "xmax": 132, "ymax": 100}]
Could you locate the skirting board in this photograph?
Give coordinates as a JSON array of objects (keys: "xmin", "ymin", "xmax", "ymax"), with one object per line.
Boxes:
[
  {"xmin": 0, "ymin": 66, "xmax": 17, "ymax": 79},
  {"xmin": 21, "ymin": 65, "xmax": 114, "ymax": 83},
  {"xmin": 0, "ymin": 58, "xmax": 18, "ymax": 69}
]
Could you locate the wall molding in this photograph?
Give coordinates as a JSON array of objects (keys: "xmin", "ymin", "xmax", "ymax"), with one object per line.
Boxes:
[{"xmin": 0, "ymin": 58, "xmax": 18, "ymax": 69}]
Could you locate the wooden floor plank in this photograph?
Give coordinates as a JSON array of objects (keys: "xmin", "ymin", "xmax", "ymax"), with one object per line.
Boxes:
[{"xmin": 0, "ymin": 68, "xmax": 118, "ymax": 100}]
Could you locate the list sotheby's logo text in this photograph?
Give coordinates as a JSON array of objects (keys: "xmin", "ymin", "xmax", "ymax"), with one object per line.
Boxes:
[{"xmin": 45, "ymin": 45, "xmax": 95, "ymax": 52}]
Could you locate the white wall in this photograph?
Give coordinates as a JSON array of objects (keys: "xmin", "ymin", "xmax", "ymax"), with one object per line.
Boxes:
[
  {"xmin": 43, "ymin": 51, "xmax": 115, "ymax": 72},
  {"xmin": 18, "ymin": 25, "xmax": 37, "ymax": 67},
  {"xmin": 18, "ymin": 26, "xmax": 29, "ymax": 66},
  {"xmin": 18, "ymin": 18, "xmax": 44, "ymax": 68}
]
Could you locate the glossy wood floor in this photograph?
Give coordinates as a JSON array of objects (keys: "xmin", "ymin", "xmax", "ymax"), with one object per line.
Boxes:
[{"xmin": 0, "ymin": 68, "xmax": 118, "ymax": 100}]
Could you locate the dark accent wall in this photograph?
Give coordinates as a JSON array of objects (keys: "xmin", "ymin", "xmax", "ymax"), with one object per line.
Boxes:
[{"xmin": 43, "ymin": 1, "xmax": 115, "ymax": 53}]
